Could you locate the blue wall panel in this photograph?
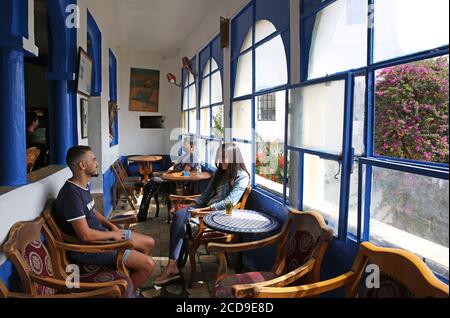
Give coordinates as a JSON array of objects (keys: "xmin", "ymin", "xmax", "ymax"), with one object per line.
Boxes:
[
  {"xmin": 231, "ymin": 2, "xmax": 253, "ymax": 59},
  {"xmin": 87, "ymin": 10, "xmax": 102, "ymax": 96}
]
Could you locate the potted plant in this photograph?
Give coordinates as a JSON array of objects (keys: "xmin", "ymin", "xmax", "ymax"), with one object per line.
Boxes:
[{"xmin": 225, "ymin": 201, "xmax": 233, "ymax": 215}]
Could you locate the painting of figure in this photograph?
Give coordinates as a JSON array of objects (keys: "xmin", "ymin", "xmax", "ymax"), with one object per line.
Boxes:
[{"xmin": 129, "ymin": 68, "xmax": 160, "ymax": 112}]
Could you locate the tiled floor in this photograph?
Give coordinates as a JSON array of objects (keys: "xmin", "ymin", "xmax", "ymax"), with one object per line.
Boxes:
[{"xmin": 112, "ymin": 195, "xmax": 226, "ymax": 298}]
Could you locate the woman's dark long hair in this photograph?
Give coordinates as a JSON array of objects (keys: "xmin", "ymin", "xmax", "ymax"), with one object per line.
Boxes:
[{"xmin": 211, "ymin": 143, "xmax": 250, "ymax": 187}]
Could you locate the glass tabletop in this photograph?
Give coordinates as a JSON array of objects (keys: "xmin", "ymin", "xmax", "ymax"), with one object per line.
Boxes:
[{"xmin": 203, "ymin": 209, "xmax": 280, "ymax": 235}]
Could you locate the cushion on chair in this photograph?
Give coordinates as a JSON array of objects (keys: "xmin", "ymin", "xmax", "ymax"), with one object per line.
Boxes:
[
  {"xmin": 364, "ymin": 272, "xmax": 415, "ymax": 298},
  {"xmin": 284, "ymin": 231, "xmax": 317, "ymax": 273},
  {"xmin": 79, "ymin": 264, "xmax": 134, "ymax": 298},
  {"xmin": 214, "ymin": 272, "xmax": 277, "ymax": 298},
  {"xmin": 23, "ymin": 240, "xmax": 57, "ymax": 295}
]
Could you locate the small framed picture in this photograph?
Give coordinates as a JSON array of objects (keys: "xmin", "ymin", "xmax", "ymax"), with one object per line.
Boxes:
[
  {"xmin": 76, "ymin": 47, "xmax": 93, "ymax": 97},
  {"xmin": 80, "ymin": 98, "xmax": 88, "ymax": 139}
]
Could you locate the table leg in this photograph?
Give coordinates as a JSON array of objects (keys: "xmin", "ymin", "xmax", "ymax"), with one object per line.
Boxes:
[{"xmin": 235, "ymin": 234, "xmax": 243, "ymax": 273}]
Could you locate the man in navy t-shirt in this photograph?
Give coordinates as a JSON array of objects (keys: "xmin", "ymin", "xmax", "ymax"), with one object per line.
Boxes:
[{"xmin": 54, "ymin": 146, "xmax": 156, "ymax": 291}]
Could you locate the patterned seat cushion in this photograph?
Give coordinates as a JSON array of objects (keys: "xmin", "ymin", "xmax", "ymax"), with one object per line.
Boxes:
[
  {"xmin": 22, "ymin": 240, "xmax": 57, "ymax": 295},
  {"xmin": 283, "ymin": 231, "xmax": 317, "ymax": 286},
  {"xmin": 79, "ymin": 264, "xmax": 134, "ymax": 298},
  {"xmin": 214, "ymin": 272, "xmax": 277, "ymax": 298},
  {"xmin": 285, "ymin": 231, "xmax": 316, "ymax": 272},
  {"xmin": 364, "ymin": 272, "xmax": 415, "ymax": 298}
]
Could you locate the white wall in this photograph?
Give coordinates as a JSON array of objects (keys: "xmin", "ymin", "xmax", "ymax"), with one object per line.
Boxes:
[
  {"xmin": 76, "ymin": 0, "xmax": 121, "ymax": 192},
  {"xmin": 118, "ymin": 48, "xmax": 181, "ymax": 156},
  {"xmin": 0, "ymin": 168, "xmax": 72, "ymax": 265}
]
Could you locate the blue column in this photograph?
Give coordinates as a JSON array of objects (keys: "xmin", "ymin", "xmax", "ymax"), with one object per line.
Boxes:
[
  {"xmin": 48, "ymin": 80, "xmax": 74, "ymax": 165},
  {"xmin": 0, "ymin": 48, "xmax": 27, "ymax": 186}
]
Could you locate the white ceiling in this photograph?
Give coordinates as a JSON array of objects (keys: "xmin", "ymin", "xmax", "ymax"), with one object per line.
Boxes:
[{"xmin": 114, "ymin": 0, "xmax": 218, "ymax": 52}]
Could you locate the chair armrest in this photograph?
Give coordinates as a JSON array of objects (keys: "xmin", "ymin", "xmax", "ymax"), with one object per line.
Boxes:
[
  {"xmin": 55, "ymin": 239, "xmax": 133, "ymax": 252},
  {"xmin": 190, "ymin": 208, "xmax": 213, "ymax": 218},
  {"xmin": 251, "ymin": 272, "xmax": 356, "ymax": 298},
  {"xmin": 110, "ymin": 215, "xmax": 138, "ymax": 225},
  {"xmin": 7, "ymin": 285, "xmax": 122, "ymax": 298},
  {"xmin": 231, "ymin": 259, "xmax": 316, "ymax": 298},
  {"xmin": 29, "ymin": 273, "xmax": 129, "ymax": 296},
  {"xmin": 208, "ymin": 232, "xmax": 284, "ymax": 254},
  {"xmin": 169, "ymin": 194, "xmax": 201, "ymax": 201}
]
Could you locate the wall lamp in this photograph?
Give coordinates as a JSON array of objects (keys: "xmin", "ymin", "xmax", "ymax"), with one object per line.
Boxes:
[
  {"xmin": 166, "ymin": 56, "xmax": 198, "ymax": 87},
  {"xmin": 166, "ymin": 73, "xmax": 181, "ymax": 87}
]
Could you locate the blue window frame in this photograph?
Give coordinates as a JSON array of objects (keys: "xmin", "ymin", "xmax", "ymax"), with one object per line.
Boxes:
[
  {"xmin": 230, "ymin": 0, "xmax": 290, "ymax": 198},
  {"xmin": 109, "ymin": 49, "xmax": 118, "ymax": 146},
  {"xmin": 198, "ymin": 35, "xmax": 224, "ymax": 168},
  {"xmin": 181, "ymin": 56, "xmax": 197, "ymax": 136},
  {"xmin": 296, "ymin": 0, "xmax": 449, "ymax": 279}
]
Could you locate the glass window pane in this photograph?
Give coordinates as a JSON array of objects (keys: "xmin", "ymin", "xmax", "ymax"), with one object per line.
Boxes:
[
  {"xmin": 308, "ymin": 0, "xmax": 367, "ymax": 79},
  {"xmin": 236, "ymin": 142, "xmax": 253, "ymax": 177},
  {"xmin": 196, "ymin": 138, "xmax": 207, "ymax": 164},
  {"xmin": 189, "ymin": 109, "xmax": 197, "ymax": 134},
  {"xmin": 241, "ymin": 28, "xmax": 253, "ymax": 53},
  {"xmin": 255, "ymin": 19, "xmax": 277, "ymax": 43},
  {"xmin": 348, "ymin": 160, "xmax": 365, "ymax": 237},
  {"xmin": 288, "ymin": 80, "xmax": 345, "ymax": 154},
  {"xmin": 189, "ymin": 84, "xmax": 197, "ymax": 109},
  {"xmin": 211, "ymin": 59, "xmax": 219, "ymax": 72},
  {"xmin": 212, "ymin": 105, "xmax": 224, "ymax": 138},
  {"xmin": 208, "ymin": 140, "xmax": 221, "ymax": 167},
  {"xmin": 234, "ymin": 51, "xmax": 253, "ymax": 98},
  {"xmin": 189, "ymin": 73, "xmax": 195, "ymax": 84},
  {"xmin": 255, "ymin": 35, "xmax": 288, "ymax": 91},
  {"xmin": 182, "ymin": 111, "xmax": 188, "ymax": 133},
  {"xmin": 232, "ymin": 99, "xmax": 252, "ymax": 141},
  {"xmin": 200, "ymin": 108, "xmax": 210, "ymax": 136},
  {"xmin": 353, "ymin": 75, "xmax": 366, "ymax": 156},
  {"xmin": 200, "ymin": 76, "xmax": 210, "ymax": 107},
  {"xmin": 203, "ymin": 60, "xmax": 211, "ymax": 76},
  {"xmin": 303, "ymin": 154, "xmax": 341, "ymax": 235},
  {"xmin": 374, "ymin": 56, "xmax": 449, "ymax": 164},
  {"xmin": 286, "ymin": 150, "xmax": 299, "ymax": 209},
  {"xmin": 255, "ymin": 91, "xmax": 286, "ymax": 194},
  {"xmin": 368, "ymin": 166, "xmax": 449, "ymax": 279},
  {"xmin": 374, "ymin": 0, "xmax": 450, "ymax": 62},
  {"xmin": 183, "ymin": 88, "xmax": 188, "ymax": 110},
  {"xmin": 211, "ymin": 71, "xmax": 223, "ymax": 104}
]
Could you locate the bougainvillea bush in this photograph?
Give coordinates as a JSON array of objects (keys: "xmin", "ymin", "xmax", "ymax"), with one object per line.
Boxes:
[
  {"xmin": 375, "ymin": 57, "xmax": 449, "ymax": 163},
  {"xmin": 372, "ymin": 57, "xmax": 449, "ymax": 249}
]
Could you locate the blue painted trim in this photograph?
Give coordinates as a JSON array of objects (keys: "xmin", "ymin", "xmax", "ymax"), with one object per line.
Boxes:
[
  {"xmin": 253, "ymin": 187, "xmax": 283, "ymax": 204},
  {"xmin": 359, "ymin": 158, "xmax": 449, "ymax": 180},
  {"xmin": 337, "ymin": 74, "xmax": 354, "ymax": 240},
  {"xmin": 103, "ymin": 165, "xmax": 117, "ymax": 216},
  {"xmin": 297, "ymin": 153, "xmax": 304, "ymax": 210},
  {"xmin": 372, "ymin": 156, "xmax": 449, "ymax": 171},
  {"xmin": 109, "ymin": 49, "xmax": 118, "ymax": 146},
  {"xmin": 87, "ymin": 10, "xmax": 102, "ymax": 96},
  {"xmin": 49, "ymin": 80, "xmax": 75, "ymax": 165},
  {"xmin": 363, "ymin": 165, "xmax": 372, "ymax": 241},
  {"xmin": 0, "ymin": 260, "xmax": 19, "ymax": 291},
  {"xmin": 286, "ymin": 145, "xmax": 341, "ymax": 161},
  {"xmin": 283, "ymin": 89, "xmax": 289, "ymax": 205},
  {"xmin": 0, "ymin": 49, "xmax": 27, "ymax": 186},
  {"xmin": 357, "ymin": 159, "xmax": 363, "ymax": 243}
]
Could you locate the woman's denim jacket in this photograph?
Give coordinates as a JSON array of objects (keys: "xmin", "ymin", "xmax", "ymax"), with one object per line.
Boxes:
[{"xmin": 194, "ymin": 169, "xmax": 250, "ymax": 210}]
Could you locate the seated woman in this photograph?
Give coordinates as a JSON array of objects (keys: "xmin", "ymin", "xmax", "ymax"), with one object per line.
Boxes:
[{"xmin": 154, "ymin": 143, "xmax": 250, "ymax": 285}]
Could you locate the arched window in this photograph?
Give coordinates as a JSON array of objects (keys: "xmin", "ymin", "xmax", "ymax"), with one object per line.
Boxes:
[
  {"xmin": 193, "ymin": 35, "xmax": 225, "ymax": 167},
  {"xmin": 182, "ymin": 70, "xmax": 197, "ymax": 135},
  {"xmin": 231, "ymin": 2, "xmax": 290, "ymax": 195}
]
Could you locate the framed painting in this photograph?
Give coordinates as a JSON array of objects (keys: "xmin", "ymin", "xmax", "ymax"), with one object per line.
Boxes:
[
  {"xmin": 76, "ymin": 47, "xmax": 93, "ymax": 97},
  {"xmin": 80, "ymin": 98, "xmax": 88, "ymax": 139},
  {"xmin": 129, "ymin": 68, "xmax": 160, "ymax": 112}
]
